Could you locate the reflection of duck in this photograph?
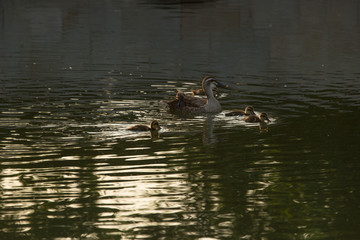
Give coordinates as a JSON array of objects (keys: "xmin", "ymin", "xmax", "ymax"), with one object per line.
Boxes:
[
  {"xmin": 225, "ymin": 105, "xmax": 255, "ymax": 116},
  {"xmin": 244, "ymin": 113, "xmax": 270, "ymax": 123},
  {"xmin": 203, "ymin": 115, "xmax": 216, "ymax": 145},
  {"xmin": 127, "ymin": 120, "xmax": 161, "ymax": 131},
  {"xmin": 165, "ymin": 76, "xmax": 227, "ymax": 113}
]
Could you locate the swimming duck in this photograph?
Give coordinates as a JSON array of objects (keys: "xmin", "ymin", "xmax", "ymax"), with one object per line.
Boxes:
[
  {"xmin": 191, "ymin": 88, "xmax": 219, "ymax": 97},
  {"xmin": 191, "ymin": 88, "xmax": 206, "ymax": 96},
  {"xmin": 165, "ymin": 76, "xmax": 227, "ymax": 113},
  {"xmin": 127, "ymin": 120, "xmax": 161, "ymax": 131},
  {"xmin": 244, "ymin": 112, "xmax": 271, "ymax": 123},
  {"xmin": 225, "ymin": 105, "xmax": 255, "ymax": 116}
]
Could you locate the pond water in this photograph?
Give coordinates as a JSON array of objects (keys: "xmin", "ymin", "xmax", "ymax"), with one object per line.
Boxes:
[{"xmin": 1, "ymin": 0, "xmax": 360, "ymax": 239}]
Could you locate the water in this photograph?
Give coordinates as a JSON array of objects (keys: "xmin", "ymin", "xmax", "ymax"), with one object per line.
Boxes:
[{"xmin": 1, "ymin": 0, "xmax": 360, "ymax": 239}]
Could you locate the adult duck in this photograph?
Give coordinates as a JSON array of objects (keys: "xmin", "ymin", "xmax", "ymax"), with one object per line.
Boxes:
[
  {"xmin": 244, "ymin": 112, "xmax": 270, "ymax": 123},
  {"xmin": 127, "ymin": 120, "xmax": 161, "ymax": 131},
  {"xmin": 165, "ymin": 76, "xmax": 227, "ymax": 113},
  {"xmin": 225, "ymin": 105, "xmax": 255, "ymax": 116}
]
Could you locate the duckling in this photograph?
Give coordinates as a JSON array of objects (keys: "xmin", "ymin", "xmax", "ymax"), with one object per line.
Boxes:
[
  {"xmin": 127, "ymin": 120, "xmax": 161, "ymax": 131},
  {"xmin": 225, "ymin": 105, "xmax": 255, "ymax": 116},
  {"xmin": 165, "ymin": 76, "xmax": 227, "ymax": 113},
  {"xmin": 244, "ymin": 112, "xmax": 271, "ymax": 123},
  {"xmin": 191, "ymin": 88, "xmax": 219, "ymax": 97},
  {"xmin": 191, "ymin": 88, "xmax": 206, "ymax": 96},
  {"xmin": 164, "ymin": 91, "xmax": 186, "ymax": 110}
]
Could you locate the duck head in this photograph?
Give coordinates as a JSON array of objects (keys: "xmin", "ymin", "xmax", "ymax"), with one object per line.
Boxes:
[
  {"xmin": 202, "ymin": 76, "xmax": 228, "ymax": 94},
  {"xmin": 259, "ymin": 113, "xmax": 271, "ymax": 123},
  {"xmin": 245, "ymin": 106, "xmax": 255, "ymax": 115},
  {"xmin": 150, "ymin": 120, "xmax": 161, "ymax": 130}
]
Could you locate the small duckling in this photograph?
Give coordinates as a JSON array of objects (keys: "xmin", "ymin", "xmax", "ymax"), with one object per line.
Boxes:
[
  {"xmin": 244, "ymin": 112, "xmax": 270, "ymax": 123},
  {"xmin": 164, "ymin": 91, "xmax": 186, "ymax": 110},
  {"xmin": 127, "ymin": 120, "xmax": 161, "ymax": 131},
  {"xmin": 225, "ymin": 105, "xmax": 255, "ymax": 116},
  {"xmin": 191, "ymin": 88, "xmax": 219, "ymax": 97},
  {"xmin": 191, "ymin": 88, "xmax": 205, "ymax": 95}
]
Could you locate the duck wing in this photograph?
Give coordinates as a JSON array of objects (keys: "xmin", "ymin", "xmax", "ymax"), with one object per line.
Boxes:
[
  {"xmin": 183, "ymin": 94, "xmax": 207, "ymax": 107},
  {"xmin": 165, "ymin": 91, "xmax": 207, "ymax": 111}
]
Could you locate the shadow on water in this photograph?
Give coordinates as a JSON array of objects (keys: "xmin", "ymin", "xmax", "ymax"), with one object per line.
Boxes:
[{"xmin": 1, "ymin": 0, "xmax": 360, "ymax": 239}]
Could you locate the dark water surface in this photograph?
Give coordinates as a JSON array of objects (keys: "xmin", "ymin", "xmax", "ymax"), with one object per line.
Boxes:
[{"xmin": 1, "ymin": 1, "xmax": 360, "ymax": 239}]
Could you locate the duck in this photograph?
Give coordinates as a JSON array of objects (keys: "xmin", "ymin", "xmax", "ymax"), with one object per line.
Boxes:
[
  {"xmin": 191, "ymin": 88, "xmax": 206, "ymax": 96},
  {"xmin": 191, "ymin": 88, "xmax": 219, "ymax": 98},
  {"xmin": 225, "ymin": 105, "xmax": 255, "ymax": 116},
  {"xmin": 165, "ymin": 76, "xmax": 227, "ymax": 113},
  {"xmin": 127, "ymin": 120, "xmax": 161, "ymax": 131},
  {"xmin": 244, "ymin": 112, "xmax": 271, "ymax": 123}
]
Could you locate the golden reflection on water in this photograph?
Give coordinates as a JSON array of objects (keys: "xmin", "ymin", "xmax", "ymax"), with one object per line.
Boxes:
[
  {"xmin": 0, "ymin": 89, "xmax": 280, "ymax": 237},
  {"xmin": 96, "ymin": 165, "xmax": 190, "ymax": 231},
  {"xmin": 0, "ymin": 115, "xmax": 241, "ymax": 237}
]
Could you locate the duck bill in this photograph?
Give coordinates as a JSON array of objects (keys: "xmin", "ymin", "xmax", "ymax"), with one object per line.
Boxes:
[
  {"xmin": 216, "ymin": 82, "xmax": 228, "ymax": 89},
  {"xmin": 266, "ymin": 117, "xmax": 271, "ymax": 122}
]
